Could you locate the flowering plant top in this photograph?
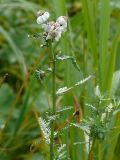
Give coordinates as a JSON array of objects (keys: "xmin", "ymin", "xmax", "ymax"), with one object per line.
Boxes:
[{"xmin": 36, "ymin": 10, "xmax": 68, "ymax": 42}]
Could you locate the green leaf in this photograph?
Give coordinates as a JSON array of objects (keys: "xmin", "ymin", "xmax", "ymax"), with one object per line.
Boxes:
[
  {"xmin": 81, "ymin": 0, "xmax": 98, "ymax": 68},
  {"xmin": 0, "ymin": 84, "xmax": 15, "ymax": 114},
  {"xmin": 51, "ymin": 0, "xmax": 66, "ymax": 17},
  {"xmin": 105, "ymin": 34, "xmax": 120, "ymax": 95},
  {"xmin": 111, "ymin": 70, "xmax": 120, "ymax": 95},
  {"xmin": 56, "ymin": 75, "xmax": 92, "ymax": 96},
  {"xmin": 99, "ymin": 0, "xmax": 110, "ymax": 92},
  {"xmin": 56, "ymin": 55, "xmax": 81, "ymax": 71},
  {"xmin": 0, "ymin": 26, "xmax": 27, "ymax": 75},
  {"xmin": 0, "ymin": 0, "xmax": 39, "ymax": 13},
  {"xmin": 72, "ymin": 123, "xmax": 90, "ymax": 133}
]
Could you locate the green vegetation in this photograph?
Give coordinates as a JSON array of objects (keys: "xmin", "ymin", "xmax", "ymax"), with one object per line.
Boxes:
[{"xmin": 0, "ymin": 0, "xmax": 120, "ymax": 160}]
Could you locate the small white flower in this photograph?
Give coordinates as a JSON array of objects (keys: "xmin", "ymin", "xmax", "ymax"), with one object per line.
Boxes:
[
  {"xmin": 37, "ymin": 11, "xmax": 50, "ymax": 24},
  {"xmin": 46, "ymin": 22, "xmax": 63, "ymax": 41},
  {"xmin": 56, "ymin": 16, "xmax": 68, "ymax": 31},
  {"xmin": 41, "ymin": 21, "xmax": 54, "ymax": 32},
  {"xmin": 101, "ymin": 113, "xmax": 106, "ymax": 122},
  {"xmin": 94, "ymin": 85, "xmax": 101, "ymax": 97},
  {"xmin": 106, "ymin": 103, "xmax": 113, "ymax": 113}
]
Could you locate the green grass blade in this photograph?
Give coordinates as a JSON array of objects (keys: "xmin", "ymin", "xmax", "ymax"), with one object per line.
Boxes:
[
  {"xmin": 81, "ymin": 0, "xmax": 98, "ymax": 69},
  {"xmin": 51, "ymin": 0, "xmax": 66, "ymax": 16},
  {"xmin": 0, "ymin": 0, "xmax": 39, "ymax": 13},
  {"xmin": 111, "ymin": 70, "xmax": 120, "ymax": 95},
  {"xmin": 99, "ymin": 0, "xmax": 110, "ymax": 92},
  {"xmin": 103, "ymin": 114, "xmax": 120, "ymax": 160},
  {"xmin": 106, "ymin": 34, "xmax": 120, "ymax": 95},
  {"xmin": 0, "ymin": 26, "xmax": 27, "ymax": 75}
]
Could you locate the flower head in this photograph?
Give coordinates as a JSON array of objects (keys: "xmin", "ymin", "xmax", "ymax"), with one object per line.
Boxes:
[
  {"xmin": 41, "ymin": 21, "xmax": 55, "ymax": 32},
  {"xmin": 37, "ymin": 10, "xmax": 50, "ymax": 24},
  {"xmin": 45, "ymin": 22, "xmax": 63, "ymax": 41},
  {"xmin": 36, "ymin": 11, "xmax": 67, "ymax": 42},
  {"xmin": 56, "ymin": 16, "xmax": 68, "ymax": 31}
]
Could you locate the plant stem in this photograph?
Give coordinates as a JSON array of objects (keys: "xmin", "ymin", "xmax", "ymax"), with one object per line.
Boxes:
[
  {"xmin": 88, "ymin": 139, "xmax": 96, "ymax": 160},
  {"xmin": 49, "ymin": 41, "xmax": 56, "ymax": 160}
]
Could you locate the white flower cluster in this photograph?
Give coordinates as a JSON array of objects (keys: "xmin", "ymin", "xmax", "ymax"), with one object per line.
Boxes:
[
  {"xmin": 101, "ymin": 103, "xmax": 113, "ymax": 122},
  {"xmin": 36, "ymin": 10, "xmax": 67, "ymax": 42},
  {"xmin": 105, "ymin": 103, "xmax": 113, "ymax": 113}
]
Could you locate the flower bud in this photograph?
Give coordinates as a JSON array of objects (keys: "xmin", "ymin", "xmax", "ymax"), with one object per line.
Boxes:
[
  {"xmin": 37, "ymin": 10, "xmax": 50, "ymax": 24},
  {"xmin": 56, "ymin": 16, "xmax": 68, "ymax": 29},
  {"xmin": 41, "ymin": 21, "xmax": 55, "ymax": 32}
]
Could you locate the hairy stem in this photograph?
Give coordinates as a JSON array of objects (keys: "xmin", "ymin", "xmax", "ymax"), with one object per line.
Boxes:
[{"xmin": 49, "ymin": 41, "xmax": 56, "ymax": 160}]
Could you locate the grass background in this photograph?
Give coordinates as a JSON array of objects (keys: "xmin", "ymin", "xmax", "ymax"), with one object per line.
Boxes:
[{"xmin": 0, "ymin": 0, "xmax": 120, "ymax": 159}]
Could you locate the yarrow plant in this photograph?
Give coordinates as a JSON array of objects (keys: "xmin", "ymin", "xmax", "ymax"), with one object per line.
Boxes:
[
  {"xmin": 36, "ymin": 10, "xmax": 68, "ymax": 160},
  {"xmin": 35, "ymin": 10, "xmax": 92, "ymax": 160}
]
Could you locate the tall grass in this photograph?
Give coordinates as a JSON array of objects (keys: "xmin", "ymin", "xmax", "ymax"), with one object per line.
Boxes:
[{"xmin": 99, "ymin": 0, "xmax": 110, "ymax": 93}]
